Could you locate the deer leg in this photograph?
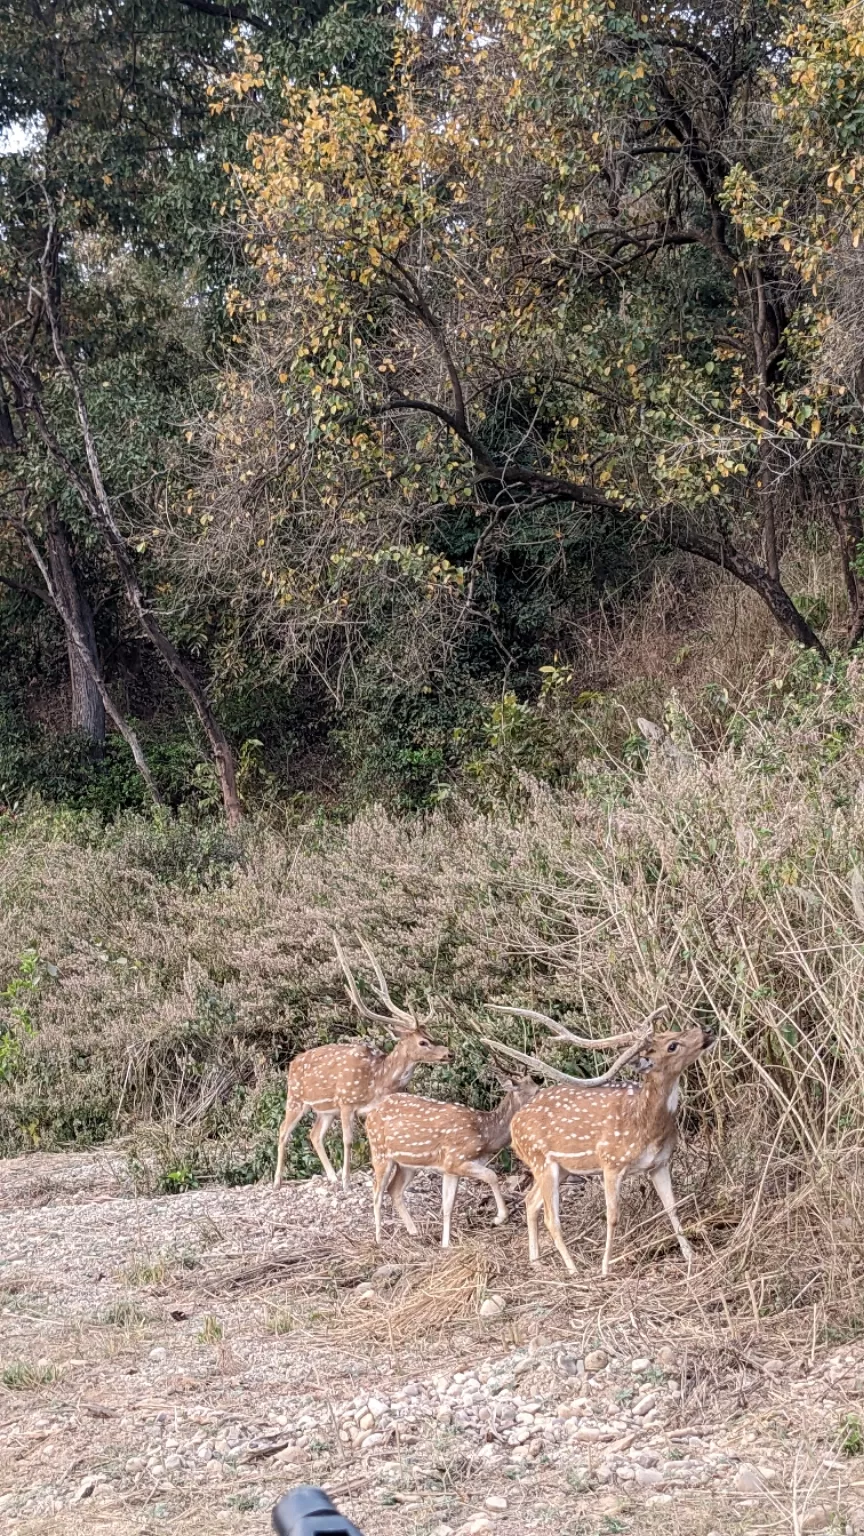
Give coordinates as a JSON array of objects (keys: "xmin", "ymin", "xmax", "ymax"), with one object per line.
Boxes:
[
  {"xmin": 453, "ymin": 1159, "xmax": 508, "ymax": 1225},
  {"xmin": 601, "ymin": 1166, "xmax": 624, "ymax": 1278},
  {"xmin": 525, "ymin": 1178, "xmax": 544, "ymax": 1263},
  {"xmin": 541, "ymin": 1162, "xmax": 577, "ymax": 1275},
  {"xmin": 309, "ymin": 1111, "xmax": 339, "ymax": 1183},
  {"xmin": 650, "ymin": 1163, "xmax": 694, "ymax": 1265},
  {"xmin": 372, "ymin": 1157, "xmax": 395, "ymax": 1243},
  {"xmin": 274, "ymin": 1095, "xmax": 306, "ymax": 1188},
  {"xmin": 339, "ymin": 1105, "xmax": 354, "ymax": 1192},
  {"xmin": 388, "ymin": 1165, "xmax": 420, "ymax": 1236},
  {"xmin": 441, "ymin": 1174, "xmax": 460, "ymax": 1247}
]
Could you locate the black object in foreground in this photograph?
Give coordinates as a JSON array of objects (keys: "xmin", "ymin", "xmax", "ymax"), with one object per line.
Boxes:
[{"xmin": 273, "ymin": 1486, "xmax": 366, "ymax": 1536}]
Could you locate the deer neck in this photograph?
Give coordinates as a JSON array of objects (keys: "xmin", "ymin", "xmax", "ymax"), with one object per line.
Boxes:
[
  {"xmin": 373, "ymin": 1039, "xmax": 417, "ymax": 1095},
  {"xmin": 634, "ymin": 1069, "xmax": 682, "ymax": 1140},
  {"xmin": 476, "ymin": 1096, "xmax": 520, "ymax": 1155}
]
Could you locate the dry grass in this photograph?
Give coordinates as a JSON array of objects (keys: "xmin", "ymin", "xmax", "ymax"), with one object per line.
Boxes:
[{"xmin": 3, "ymin": 647, "xmax": 864, "ymax": 1344}]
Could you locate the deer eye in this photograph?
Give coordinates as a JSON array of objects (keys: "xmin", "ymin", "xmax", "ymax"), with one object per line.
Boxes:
[{"xmin": 667, "ymin": 1041, "xmax": 678, "ymax": 1053}]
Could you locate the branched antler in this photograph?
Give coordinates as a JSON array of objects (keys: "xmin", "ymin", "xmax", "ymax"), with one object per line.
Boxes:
[
  {"xmin": 332, "ymin": 933, "xmax": 434, "ymax": 1035},
  {"xmin": 481, "ymin": 1004, "xmax": 668, "ymax": 1084}
]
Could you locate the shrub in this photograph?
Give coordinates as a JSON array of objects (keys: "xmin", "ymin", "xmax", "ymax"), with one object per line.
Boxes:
[{"xmin": 2, "ymin": 652, "xmax": 864, "ymax": 1328}]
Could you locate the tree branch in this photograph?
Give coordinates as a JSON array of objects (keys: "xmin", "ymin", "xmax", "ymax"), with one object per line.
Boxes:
[
  {"xmin": 172, "ymin": 0, "xmax": 269, "ymax": 29},
  {"xmin": 380, "ymin": 395, "xmax": 831, "ymax": 659},
  {"xmin": 0, "ymin": 570, "xmax": 53, "ymax": 606}
]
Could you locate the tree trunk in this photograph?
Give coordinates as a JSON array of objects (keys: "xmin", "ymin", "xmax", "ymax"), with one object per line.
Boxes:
[
  {"xmin": 20, "ymin": 524, "xmax": 163, "ymax": 809},
  {"xmin": 45, "ymin": 516, "xmax": 106, "ymax": 753},
  {"xmin": 673, "ymin": 527, "xmax": 831, "ymax": 662},
  {"xmin": 826, "ymin": 495, "xmax": 864, "ymax": 649},
  {"xmin": 20, "ymin": 253, "xmax": 243, "ymax": 826}
]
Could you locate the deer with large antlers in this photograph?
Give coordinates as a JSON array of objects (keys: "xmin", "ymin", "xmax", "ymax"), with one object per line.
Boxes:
[
  {"xmin": 273, "ymin": 938, "xmax": 450, "ymax": 1192},
  {"xmin": 366, "ymin": 1075, "xmax": 539, "ymax": 1247},
  {"xmin": 498, "ymin": 1005, "xmax": 715, "ymax": 1276}
]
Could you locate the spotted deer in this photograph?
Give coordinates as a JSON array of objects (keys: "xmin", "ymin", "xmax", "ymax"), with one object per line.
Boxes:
[
  {"xmin": 508, "ymin": 1024, "xmax": 716, "ymax": 1276},
  {"xmin": 366, "ymin": 1076, "xmax": 539, "ymax": 1247},
  {"xmin": 274, "ymin": 937, "xmax": 449, "ymax": 1191}
]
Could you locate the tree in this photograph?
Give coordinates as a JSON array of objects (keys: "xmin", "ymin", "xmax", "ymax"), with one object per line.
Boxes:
[
  {"xmin": 0, "ymin": 0, "xmax": 395, "ymax": 818},
  {"xmin": 197, "ymin": 0, "xmax": 864, "ymax": 680}
]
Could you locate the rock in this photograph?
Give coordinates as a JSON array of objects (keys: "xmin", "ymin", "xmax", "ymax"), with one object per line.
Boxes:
[
  {"xmin": 575, "ymin": 1426, "xmax": 601, "ymax": 1442},
  {"xmin": 657, "ymin": 1346, "xmax": 678, "ymax": 1371},
  {"xmin": 635, "ymin": 1467, "xmax": 664, "ymax": 1487},
  {"xmin": 631, "ymin": 1358, "xmax": 651, "ymax": 1373},
  {"xmin": 125, "ymin": 1457, "xmax": 145, "ymax": 1473},
  {"xmin": 275, "ymin": 1446, "xmax": 307, "ymax": 1466},
  {"xmin": 164, "ymin": 1454, "xmax": 183, "ymax": 1471},
  {"xmin": 557, "ymin": 1353, "xmax": 584, "ymax": 1377},
  {"xmin": 434, "ymin": 1526, "xmax": 454, "ymax": 1536},
  {"xmin": 360, "ymin": 1431, "xmax": 385, "ymax": 1449},
  {"xmin": 479, "ymin": 1296, "xmax": 506, "ymax": 1320},
  {"xmin": 647, "ymin": 1494, "xmax": 674, "ymax": 1508},
  {"xmin": 358, "ymin": 1412, "xmax": 375, "ymax": 1431},
  {"xmin": 485, "ymin": 1496, "xmax": 508, "ymax": 1512},
  {"xmin": 584, "ymin": 1350, "xmax": 608, "ymax": 1373},
  {"xmin": 148, "ymin": 1347, "xmax": 166, "ymax": 1362},
  {"xmin": 367, "ymin": 1397, "xmax": 389, "ymax": 1417},
  {"xmin": 70, "ymin": 1477, "xmax": 96, "ymax": 1504},
  {"xmin": 732, "ymin": 1465, "xmax": 766, "ymax": 1494},
  {"xmin": 800, "ymin": 1509, "xmax": 832, "ymax": 1533},
  {"xmin": 633, "ymin": 1393, "xmax": 657, "ymax": 1416},
  {"xmin": 0, "ymin": 1496, "xmax": 15, "ymax": 1513},
  {"xmin": 455, "ymin": 1518, "xmax": 493, "ymax": 1536},
  {"xmin": 372, "ymin": 1264, "xmax": 402, "ymax": 1284}
]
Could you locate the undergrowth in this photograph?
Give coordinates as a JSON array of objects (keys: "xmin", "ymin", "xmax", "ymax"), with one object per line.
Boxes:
[{"xmin": 2, "ymin": 650, "xmax": 864, "ymax": 1331}]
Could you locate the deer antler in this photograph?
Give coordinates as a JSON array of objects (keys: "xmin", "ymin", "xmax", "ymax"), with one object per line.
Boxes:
[
  {"xmin": 333, "ymin": 934, "xmax": 433, "ymax": 1033},
  {"xmin": 480, "ymin": 1004, "xmax": 668, "ymax": 1085},
  {"xmin": 487, "ymin": 1003, "xmax": 646, "ymax": 1050},
  {"xmin": 357, "ymin": 936, "xmax": 434, "ymax": 1028},
  {"xmin": 479, "ymin": 1031, "xmax": 649, "ymax": 1085}
]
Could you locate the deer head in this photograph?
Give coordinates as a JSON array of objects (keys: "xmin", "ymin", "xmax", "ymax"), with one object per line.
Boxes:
[
  {"xmin": 333, "ymin": 934, "xmax": 448, "ymax": 1060},
  {"xmin": 633, "ymin": 1026, "xmax": 716, "ymax": 1076}
]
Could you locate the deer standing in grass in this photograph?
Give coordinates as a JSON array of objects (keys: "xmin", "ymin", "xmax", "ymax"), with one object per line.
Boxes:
[
  {"xmin": 366, "ymin": 1076, "xmax": 539, "ymax": 1247},
  {"xmin": 274, "ymin": 938, "xmax": 449, "ymax": 1192},
  {"xmin": 506, "ymin": 1018, "xmax": 715, "ymax": 1276}
]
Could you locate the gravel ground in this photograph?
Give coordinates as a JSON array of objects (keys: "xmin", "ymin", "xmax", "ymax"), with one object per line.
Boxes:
[{"xmin": 2, "ymin": 1148, "xmax": 864, "ymax": 1536}]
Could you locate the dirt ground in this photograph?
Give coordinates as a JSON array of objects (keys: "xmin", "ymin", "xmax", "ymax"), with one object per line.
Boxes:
[{"xmin": 2, "ymin": 1148, "xmax": 864, "ymax": 1536}]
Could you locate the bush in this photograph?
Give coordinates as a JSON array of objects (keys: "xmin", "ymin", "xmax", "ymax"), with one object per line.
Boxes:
[{"xmin": 3, "ymin": 653, "xmax": 864, "ymax": 1326}]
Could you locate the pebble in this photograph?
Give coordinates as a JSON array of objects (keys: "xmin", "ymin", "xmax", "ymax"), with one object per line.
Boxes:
[
  {"xmin": 800, "ymin": 1509, "xmax": 832, "ymax": 1533},
  {"xmin": 633, "ymin": 1393, "xmax": 657, "ymax": 1416},
  {"xmin": 479, "ymin": 1296, "xmax": 506, "ymax": 1320},
  {"xmin": 149, "ymin": 1347, "xmax": 166, "ymax": 1362},
  {"xmin": 631, "ymin": 1358, "xmax": 651, "ymax": 1373},
  {"xmin": 634, "ymin": 1466, "xmax": 664, "ymax": 1487},
  {"xmin": 584, "ymin": 1350, "xmax": 608, "ymax": 1373},
  {"xmin": 485, "ymin": 1496, "xmax": 508, "ymax": 1512},
  {"xmin": 732, "ymin": 1464, "xmax": 770, "ymax": 1493}
]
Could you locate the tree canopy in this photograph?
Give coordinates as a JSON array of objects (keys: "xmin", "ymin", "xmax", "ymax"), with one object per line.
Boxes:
[{"xmin": 2, "ymin": 0, "xmax": 864, "ymax": 816}]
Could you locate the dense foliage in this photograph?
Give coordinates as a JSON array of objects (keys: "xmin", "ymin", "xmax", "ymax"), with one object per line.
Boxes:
[{"xmin": 3, "ymin": 0, "xmax": 864, "ymax": 814}]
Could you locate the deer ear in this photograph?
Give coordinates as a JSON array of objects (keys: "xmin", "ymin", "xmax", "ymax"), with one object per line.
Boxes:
[{"xmin": 490, "ymin": 1065, "xmax": 513, "ymax": 1089}]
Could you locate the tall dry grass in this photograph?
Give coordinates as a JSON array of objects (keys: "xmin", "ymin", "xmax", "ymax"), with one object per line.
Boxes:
[{"xmin": 2, "ymin": 651, "xmax": 864, "ymax": 1334}]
